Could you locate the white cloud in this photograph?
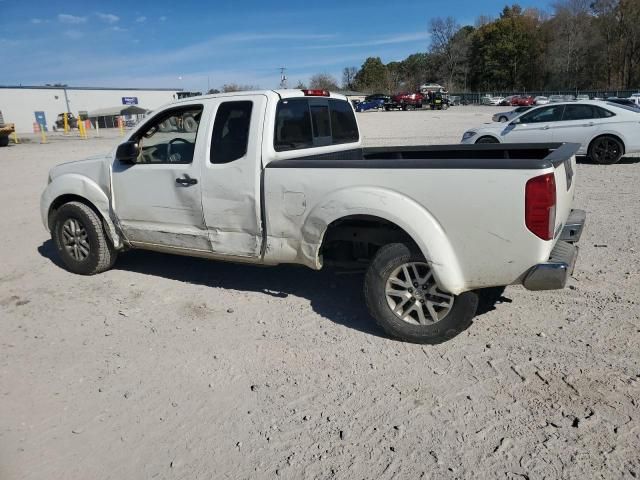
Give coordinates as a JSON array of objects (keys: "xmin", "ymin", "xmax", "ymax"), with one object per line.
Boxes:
[
  {"xmin": 64, "ymin": 30, "xmax": 84, "ymax": 39},
  {"xmin": 58, "ymin": 14, "xmax": 87, "ymax": 24},
  {"xmin": 96, "ymin": 13, "xmax": 120, "ymax": 24},
  {"xmin": 135, "ymin": 16, "xmax": 147, "ymax": 23},
  {"xmin": 111, "ymin": 26, "xmax": 127, "ymax": 32},
  {"xmin": 30, "ymin": 18, "xmax": 43, "ymax": 24},
  {"xmin": 159, "ymin": 16, "xmax": 167, "ymax": 22},
  {"xmin": 307, "ymin": 32, "xmax": 431, "ymax": 49}
]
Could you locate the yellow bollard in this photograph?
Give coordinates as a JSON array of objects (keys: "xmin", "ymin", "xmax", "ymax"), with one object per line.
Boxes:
[
  {"xmin": 78, "ymin": 119, "xmax": 86, "ymax": 139},
  {"xmin": 63, "ymin": 112, "xmax": 70, "ymax": 135},
  {"xmin": 118, "ymin": 116, "xmax": 125, "ymax": 137},
  {"xmin": 40, "ymin": 125, "xmax": 48, "ymax": 144},
  {"xmin": 11, "ymin": 131, "xmax": 20, "ymax": 144}
]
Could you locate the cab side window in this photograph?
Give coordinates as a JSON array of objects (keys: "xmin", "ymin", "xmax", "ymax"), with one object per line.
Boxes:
[
  {"xmin": 134, "ymin": 106, "xmax": 203, "ymax": 164},
  {"xmin": 520, "ymin": 105, "xmax": 564, "ymax": 124},
  {"xmin": 210, "ymin": 101, "xmax": 253, "ymax": 164}
]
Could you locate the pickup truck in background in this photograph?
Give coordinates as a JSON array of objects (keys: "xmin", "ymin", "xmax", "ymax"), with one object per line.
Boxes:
[
  {"xmin": 385, "ymin": 92, "xmax": 424, "ymax": 111},
  {"xmin": 41, "ymin": 89, "xmax": 585, "ymax": 344}
]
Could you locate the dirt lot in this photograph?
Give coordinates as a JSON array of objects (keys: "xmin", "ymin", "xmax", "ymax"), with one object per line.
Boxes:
[{"xmin": 1, "ymin": 106, "xmax": 639, "ymax": 479}]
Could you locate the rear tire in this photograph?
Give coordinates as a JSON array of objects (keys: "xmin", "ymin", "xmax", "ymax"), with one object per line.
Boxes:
[
  {"xmin": 52, "ymin": 201, "xmax": 117, "ymax": 275},
  {"xmin": 499, "ymin": 116, "xmax": 508, "ymax": 122},
  {"xmin": 588, "ymin": 135, "xmax": 624, "ymax": 164},
  {"xmin": 364, "ymin": 243, "xmax": 478, "ymax": 344},
  {"xmin": 0, "ymin": 136, "xmax": 9, "ymax": 147}
]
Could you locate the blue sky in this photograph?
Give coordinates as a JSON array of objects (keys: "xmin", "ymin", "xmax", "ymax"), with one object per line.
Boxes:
[{"xmin": 0, "ymin": 0, "xmax": 552, "ymax": 91}]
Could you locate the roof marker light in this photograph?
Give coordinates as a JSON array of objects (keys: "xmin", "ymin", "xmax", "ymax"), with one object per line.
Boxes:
[{"xmin": 302, "ymin": 89, "xmax": 330, "ymax": 97}]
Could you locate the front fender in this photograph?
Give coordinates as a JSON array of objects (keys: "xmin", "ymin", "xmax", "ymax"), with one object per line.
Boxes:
[
  {"xmin": 300, "ymin": 186, "xmax": 466, "ymax": 295},
  {"xmin": 40, "ymin": 174, "xmax": 122, "ymax": 248}
]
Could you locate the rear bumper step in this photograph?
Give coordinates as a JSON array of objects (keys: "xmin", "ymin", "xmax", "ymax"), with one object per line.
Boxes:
[
  {"xmin": 523, "ymin": 241, "xmax": 579, "ymax": 291},
  {"xmin": 559, "ymin": 209, "xmax": 586, "ymax": 243}
]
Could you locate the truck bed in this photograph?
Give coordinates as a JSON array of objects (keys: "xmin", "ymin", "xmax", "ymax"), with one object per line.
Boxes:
[{"xmin": 264, "ymin": 143, "xmax": 579, "ymax": 294}]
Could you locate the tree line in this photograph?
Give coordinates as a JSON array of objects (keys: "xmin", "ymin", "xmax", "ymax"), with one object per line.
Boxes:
[{"xmin": 306, "ymin": 0, "xmax": 640, "ymax": 94}]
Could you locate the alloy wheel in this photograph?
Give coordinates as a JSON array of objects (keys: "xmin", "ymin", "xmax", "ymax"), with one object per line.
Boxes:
[
  {"xmin": 385, "ymin": 262, "xmax": 454, "ymax": 325},
  {"xmin": 61, "ymin": 218, "xmax": 90, "ymax": 261}
]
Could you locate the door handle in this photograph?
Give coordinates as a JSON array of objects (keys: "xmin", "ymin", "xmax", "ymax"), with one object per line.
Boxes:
[{"xmin": 176, "ymin": 175, "xmax": 198, "ymax": 186}]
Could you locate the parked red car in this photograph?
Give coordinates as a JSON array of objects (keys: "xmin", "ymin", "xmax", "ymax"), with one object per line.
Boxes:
[{"xmin": 514, "ymin": 96, "xmax": 535, "ymax": 106}]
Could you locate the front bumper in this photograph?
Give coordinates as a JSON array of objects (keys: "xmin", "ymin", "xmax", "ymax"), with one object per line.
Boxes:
[{"xmin": 523, "ymin": 209, "xmax": 585, "ymax": 291}]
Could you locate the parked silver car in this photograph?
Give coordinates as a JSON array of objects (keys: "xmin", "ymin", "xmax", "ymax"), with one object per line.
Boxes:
[{"xmin": 491, "ymin": 106, "xmax": 532, "ymax": 122}]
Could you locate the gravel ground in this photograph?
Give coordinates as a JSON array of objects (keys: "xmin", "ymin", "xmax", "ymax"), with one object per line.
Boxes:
[{"xmin": 1, "ymin": 106, "xmax": 639, "ymax": 479}]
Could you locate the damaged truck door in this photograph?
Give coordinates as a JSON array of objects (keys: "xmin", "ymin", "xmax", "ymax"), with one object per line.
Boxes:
[
  {"xmin": 201, "ymin": 95, "xmax": 266, "ymax": 258},
  {"xmin": 111, "ymin": 104, "xmax": 210, "ymax": 251}
]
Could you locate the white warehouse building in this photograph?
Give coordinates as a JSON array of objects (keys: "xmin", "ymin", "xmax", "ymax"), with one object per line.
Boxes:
[{"xmin": 0, "ymin": 85, "xmax": 184, "ymax": 133}]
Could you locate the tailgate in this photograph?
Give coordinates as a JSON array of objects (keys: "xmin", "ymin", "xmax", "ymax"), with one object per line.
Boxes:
[{"xmin": 546, "ymin": 143, "xmax": 579, "ymax": 240}]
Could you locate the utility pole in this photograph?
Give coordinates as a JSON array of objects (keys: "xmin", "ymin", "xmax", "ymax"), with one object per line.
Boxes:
[
  {"xmin": 279, "ymin": 67, "xmax": 287, "ymax": 89},
  {"xmin": 63, "ymin": 85, "xmax": 70, "ymax": 113}
]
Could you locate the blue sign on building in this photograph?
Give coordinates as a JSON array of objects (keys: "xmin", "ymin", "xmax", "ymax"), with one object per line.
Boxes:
[{"xmin": 122, "ymin": 97, "xmax": 139, "ymax": 105}]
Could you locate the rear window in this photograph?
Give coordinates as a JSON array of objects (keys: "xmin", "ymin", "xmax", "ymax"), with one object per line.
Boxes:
[
  {"xmin": 310, "ymin": 104, "xmax": 331, "ymax": 138},
  {"xmin": 605, "ymin": 102, "xmax": 637, "ymax": 113},
  {"xmin": 330, "ymin": 99, "xmax": 359, "ymax": 143},
  {"xmin": 274, "ymin": 98, "xmax": 359, "ymax": 152}
]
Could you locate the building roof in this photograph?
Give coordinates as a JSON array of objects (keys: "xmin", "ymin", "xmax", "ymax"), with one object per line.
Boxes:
[
  {"xmin": 88, "ymin": 106, "xmax": 149, "ymax": 117},
  {"xmin": 0, "ymin": 85, "xmax": 182, "ymax": 91}
]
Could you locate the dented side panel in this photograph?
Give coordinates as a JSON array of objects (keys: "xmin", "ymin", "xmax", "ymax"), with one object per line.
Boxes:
[
  {"xmin": 263, "ymin": 167, "xmax": 556, "ymax": 294},
  {"xmin": 199, "ymin": 94, "xmax": 268, "ymax": 258}
]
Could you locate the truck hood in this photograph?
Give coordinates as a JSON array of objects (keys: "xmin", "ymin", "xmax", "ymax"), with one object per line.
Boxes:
[{"xmin": 49, "ymin": 153, "xmax": 111, "ymax": 181}]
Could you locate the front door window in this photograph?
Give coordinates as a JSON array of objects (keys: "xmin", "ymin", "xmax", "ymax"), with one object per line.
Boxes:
[{"xmin": 135, "ymin": 107, "xmax": 203, "ymax": 164}]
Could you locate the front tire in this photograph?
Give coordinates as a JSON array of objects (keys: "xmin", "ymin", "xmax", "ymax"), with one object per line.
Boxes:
[
  {"xmin": 588, "ymin": 136, "xmax": 624, "ymax": 164},
  {"xmin": 476, "ymin": 136, "xmax": 499, "ymax": 144},
  {"xmin": 499, "ymin": 116, "xmax": 508, "ymax": 122},
  {"xmin": 364, "ymin": 243, "xmax": 478, "ymax": 343},
  {"xmin": 52, "ymin": 201, "xmax": 117, "ymax": 275}
]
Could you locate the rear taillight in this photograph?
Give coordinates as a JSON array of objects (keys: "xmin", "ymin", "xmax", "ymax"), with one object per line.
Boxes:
[
  {"xmin": 302, "ymin": 89, "xmax": 330, "ymax": 97},
  {"xmin": 525, "ymin": 173, "xmax": 556, "ymax": 240}
]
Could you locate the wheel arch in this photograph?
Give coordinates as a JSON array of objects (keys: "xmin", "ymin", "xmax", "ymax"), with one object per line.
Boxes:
[
  {"xmin": 42, "ymin": 174, "xmax": 123, "ymax": 249},
  {"xmin": 300, "ymin": 187, "xmax": 466, "ymax": 294},
  {"xmin": 587, "ymin": 133, "xmax": 626, "ymax": 155}
]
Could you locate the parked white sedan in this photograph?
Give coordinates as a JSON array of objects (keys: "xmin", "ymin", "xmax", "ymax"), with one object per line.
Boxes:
[{"xmin": 461, "ymin": 101, "xmax": 640, "ymax": 164}]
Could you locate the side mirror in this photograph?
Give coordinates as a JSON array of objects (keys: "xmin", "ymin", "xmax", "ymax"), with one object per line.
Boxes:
[{"xmin": 115, "ymin": 141, "xmax": 139, "ymax": 164}]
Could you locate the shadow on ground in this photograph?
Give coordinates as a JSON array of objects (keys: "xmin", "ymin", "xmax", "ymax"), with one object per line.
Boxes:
[
  {"xmin": 38, "ymin": 240, "xmax": 508, "ymax": 340},
  {"xmin": 577, "ymin": 155, "xmax": 640, "ymax": 165},
  {"xmin": 38, "ymin": 240, "xmax": 386, "ymax": 338}
]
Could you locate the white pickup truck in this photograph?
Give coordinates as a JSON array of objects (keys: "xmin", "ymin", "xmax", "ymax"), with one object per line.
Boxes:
[{"xmin": 41, "ymin": 89, "xmax": 585, "ymax": 343}]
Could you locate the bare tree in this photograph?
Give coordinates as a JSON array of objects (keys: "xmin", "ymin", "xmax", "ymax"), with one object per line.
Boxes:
[
  {"xmin": 342, "ymin": 67, "xmax": 358, "ymax": 89},
  {"xmin": 309, "ymin": 73, "xmax": 339, "ymax": 90},
  {"xmin": 221, "ymin": 83, "xmax": 259, "ymax": 93},
  {"xmin": 429, "ymin": 17, "xmax": 470, "ymax": 90},
  {"xmin": 294, "ymin": 80, "xmax": 307, "ymax": 89}
]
